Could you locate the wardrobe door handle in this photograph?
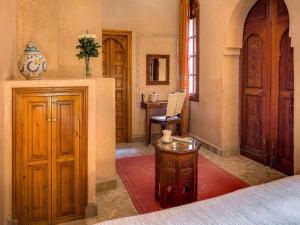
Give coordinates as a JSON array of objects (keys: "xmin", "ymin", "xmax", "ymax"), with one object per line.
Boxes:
[{"xmin": 52, "ymin": 118, "xmax": 57, "ymax": 122}]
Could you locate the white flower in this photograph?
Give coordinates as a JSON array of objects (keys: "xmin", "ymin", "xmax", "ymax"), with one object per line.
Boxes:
[{"xmin": 78, "ymin": 33, "xmax": 97, "ymax": 40}]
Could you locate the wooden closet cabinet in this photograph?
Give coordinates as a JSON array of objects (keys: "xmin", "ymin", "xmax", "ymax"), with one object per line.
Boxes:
[{"xmin": 13, "ymin": 87, "xmax": 87, "ymax": 225}]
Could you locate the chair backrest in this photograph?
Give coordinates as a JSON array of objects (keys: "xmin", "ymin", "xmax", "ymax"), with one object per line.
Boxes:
[
  {"xmin": 166, "ymin": 93, "xmax": 178, "ymax": 117},
  {"xmin": 174, "ymin": 92, "xmax": 186, "ymax": 115},
  {"xmin": 166, "ymin": 92, "xmax": 186, "ymax": 117}
]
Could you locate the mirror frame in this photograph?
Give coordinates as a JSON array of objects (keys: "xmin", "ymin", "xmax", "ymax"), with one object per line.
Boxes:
[{"xmin": 146, "ymin": 54, "xmax": 170, "ymax": 85}]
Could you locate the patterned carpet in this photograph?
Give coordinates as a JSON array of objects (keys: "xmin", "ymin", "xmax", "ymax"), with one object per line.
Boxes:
[{"xmin": 117, "ymin": 154, "xmax": 249, "ymax": 213}]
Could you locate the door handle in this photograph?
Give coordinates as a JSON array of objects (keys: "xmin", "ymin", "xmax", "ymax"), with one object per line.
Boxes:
[{"xmin": 52, "ymin": 118, "xmax": 57, "ymax": 122}]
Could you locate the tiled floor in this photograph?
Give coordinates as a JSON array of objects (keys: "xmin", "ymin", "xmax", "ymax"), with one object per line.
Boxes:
[{"xmin": 61, "ymin": 142, "xmax": 286, "ymax": 225}]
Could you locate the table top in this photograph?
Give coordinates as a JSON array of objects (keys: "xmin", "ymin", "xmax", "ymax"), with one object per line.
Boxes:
[
  {"xmin": 155, "ymin": 136, "xmax": 201, "ymax": 154},
  {"xmin": 141, "ymin": 100, "xmax": 168, "ymax": 109}
]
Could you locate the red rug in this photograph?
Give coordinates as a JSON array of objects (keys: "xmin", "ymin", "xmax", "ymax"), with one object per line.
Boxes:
[{"xmin": 116, "ymin": 154, "xmax": 249, "ymax": 214}]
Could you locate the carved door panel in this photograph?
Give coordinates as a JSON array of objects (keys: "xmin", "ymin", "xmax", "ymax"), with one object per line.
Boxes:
[
  {"xmin": 103, "ymin": 34, "xmax": 128, "ymax": 143},
  {"xmin": 276, "ymin": 30, "xmax": 294, "ymax": 175},
  {"xmin": 241, "ymin": 0, "xmax": 270, "ymax": 163},
  {"xmin": 241, "ymin": 0, "xmax": 294, "ymax": 174},
  {"xmin": 18, "ymin": 95, "xmax": 52, "ymax": 225},
  {"xmin": 51, "ymin": 95, "xmax": 82, "ymax": 224}
]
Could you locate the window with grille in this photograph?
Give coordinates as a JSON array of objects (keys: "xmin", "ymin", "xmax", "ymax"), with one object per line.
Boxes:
[{"xmin": 189, "ymin": 0, "xmax": 199, "ymax": 101}]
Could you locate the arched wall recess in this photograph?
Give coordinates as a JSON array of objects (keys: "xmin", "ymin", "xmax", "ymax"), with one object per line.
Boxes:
[{"xmin": 221, "ymin": 0, "xmax": 300, "ymax": 175}]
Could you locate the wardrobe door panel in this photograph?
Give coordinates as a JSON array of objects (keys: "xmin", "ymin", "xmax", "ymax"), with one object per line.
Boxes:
[
  {"xmin": 28, "ymin": 165, "xmax": 49, "ymax": 223},
  {"xmin": 51, "ymin": 94, "xmax": 82, "ymax": 224},
  {"xmin": 56, "ymin": 161, "xmax": 75, "ymax": 217},
  {"xmin": 18, "ymin": 95, "xmax": 52, "ymax": 225}
]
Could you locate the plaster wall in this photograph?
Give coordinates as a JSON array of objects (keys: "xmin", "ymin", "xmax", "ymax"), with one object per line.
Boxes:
[
  {"xmin": 190, "ymin": 0, "xmax": 300, "ymax": 173},
  {"xmin": 190, "ymin": 0, "xmax": 233, "ymax": 148},
  {"xmin": 101, "ymin": 0, "xmax": 179, "ymax": 139},
  {"xmin": 16, "ymin": 0, "xmax": 102, "ymax": 78},
  {"xmin": 0, "ymin": 0, "xmax": 16, "ymax": 223}
]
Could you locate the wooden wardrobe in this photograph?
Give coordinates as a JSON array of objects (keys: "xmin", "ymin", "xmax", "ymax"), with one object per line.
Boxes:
[
  {"xmin": 240, "ymin": 0, "xmax": 294, "ymax": 175},
  {"xmin": 13, "ymin": 87, "xmax": 87, "ymax": 225}
]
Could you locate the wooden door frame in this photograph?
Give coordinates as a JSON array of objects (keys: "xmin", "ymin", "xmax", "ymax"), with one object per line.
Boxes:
[
  {"xmin": 102, "ymin": 29, "xmax": 133, "ymax": 142},
  {"xmin": 12, "ymin": 87, "xmax": 88, "ymax": 223}
]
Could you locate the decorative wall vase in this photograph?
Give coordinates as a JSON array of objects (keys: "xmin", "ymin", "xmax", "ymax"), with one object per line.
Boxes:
[{"xmin": 18, "ymin": 41, "xmax": 47, "ymax": 80}]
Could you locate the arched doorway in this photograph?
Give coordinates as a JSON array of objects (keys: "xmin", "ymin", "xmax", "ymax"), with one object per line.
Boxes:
[
  {"xmin": 240, "ymin": 0, "xmax": 294, "ymax": 175},
  {"xmin": 102, "ymin": 30, "xmax": 132, "ymax": 143}
]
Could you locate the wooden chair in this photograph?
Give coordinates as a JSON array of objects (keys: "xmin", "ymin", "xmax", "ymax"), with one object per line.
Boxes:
[{"xmin": 148, "ymin": 92, "xmax": 186, "ymax": 144}]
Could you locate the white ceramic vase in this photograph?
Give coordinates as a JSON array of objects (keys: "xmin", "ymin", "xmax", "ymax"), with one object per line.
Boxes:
[
  {"xmin": 149, "ymin": 92, "xmax": 159, "ymax": 102},
  {"xmin": 18, "ymin": 41, "xmax": 47, "ymax": 80},
  {"xmin": 162, "ymin": 130, "xmax": 173, "ymax": 143}
]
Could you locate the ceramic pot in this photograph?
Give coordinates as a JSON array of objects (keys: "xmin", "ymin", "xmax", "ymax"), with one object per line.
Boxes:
[
  {"xmin": 162, "ymin": 130, "xmax": 173, "ymax": 143},
  {"xmin": 149, "ymin": 93, "xmax": 159, "ymax": 102},
  {"xmin": 18, "ymin": 41, "xmax": 47, "ymax": 80}
]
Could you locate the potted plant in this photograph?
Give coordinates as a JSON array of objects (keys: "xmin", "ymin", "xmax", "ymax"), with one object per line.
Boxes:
[{"xmin": 76, "ymin": 31, "xmax": 101, "ymax": 78}]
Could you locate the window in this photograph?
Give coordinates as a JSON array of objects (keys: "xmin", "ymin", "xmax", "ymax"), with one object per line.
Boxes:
[{"xmin": 188, "ymin": 0, "xmax": 199, "ymax": 101}]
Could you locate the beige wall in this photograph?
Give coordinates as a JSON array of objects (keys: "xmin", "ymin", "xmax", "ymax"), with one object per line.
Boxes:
[
  {"xmin": 96, "ymin": 79, "xmax": 116, "ymax": 179},
  {"xmin": 0, "ymin": 1, "xmax": 116, "ymax": 223},
  {"xmin": 16, "ymin": 0, "xmax": 102, "ymax": 78},
  {"xmin": 190, "ymin": 0, "xmax": 229, "ymax": 148},
  {"xmin": 0, "ymin": 0, "xmax": 16, "ymax": 81},
  {"xmin": 190, "ymin": 0, "xmax": 300, "ymax": 173},
  {"xmin": 0, "ymin": 0, "xmax": 16, "ymax": 223},
  {"xmin": 102, "ymin": 0, "xmax": 179, "ymax": 139}
]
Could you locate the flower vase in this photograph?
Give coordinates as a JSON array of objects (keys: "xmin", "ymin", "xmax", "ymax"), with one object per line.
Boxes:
[{"xmin": 83, "ymin": 56, "xmax": 92, "ymax": 78}]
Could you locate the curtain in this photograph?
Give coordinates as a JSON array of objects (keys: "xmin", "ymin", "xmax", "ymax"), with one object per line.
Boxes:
[{"xmin": 179, "ymin": 0, "xmax": 190, "ymax": 135}]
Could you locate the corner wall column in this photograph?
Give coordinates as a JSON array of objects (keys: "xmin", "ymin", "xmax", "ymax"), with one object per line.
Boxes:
[{"xmin": 221, "ymin": 47, "xmax": 241, "ymax": 156}]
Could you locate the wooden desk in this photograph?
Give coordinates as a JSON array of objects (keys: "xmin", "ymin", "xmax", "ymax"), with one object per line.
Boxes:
[
  {"xmin": 154, "ymin": 138, "xmax": 201, "ymax": 208},
  {"xmin": 141, "ymin": 100, "xmax": 168, "ymax": 145}
]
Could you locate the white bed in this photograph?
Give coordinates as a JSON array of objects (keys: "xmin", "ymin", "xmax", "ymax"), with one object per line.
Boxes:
[{"xmin": 98, "ymin": 175, "xmax": 300, "ymax": 225}]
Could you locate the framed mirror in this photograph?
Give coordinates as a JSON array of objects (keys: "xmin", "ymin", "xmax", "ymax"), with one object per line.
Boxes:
[{"xmin": 146, "ymin": 54, "xmax": 170, "ymax": 85}]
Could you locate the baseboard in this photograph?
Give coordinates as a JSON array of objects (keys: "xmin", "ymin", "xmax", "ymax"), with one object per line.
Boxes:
[
  {"xmin": 96, "ymin": 177, "xmax": 117, "ymax": 193},
  {"xmin": 189, "ymin": 133, "xmax": 239, "ymax": 157},
  {"xmin": 131, "ymin": 135, "xmax": 145, "ymax": 143},
  {"xmin": 85, "ymin": 204, "xmax": 98, "ymax": 218}
]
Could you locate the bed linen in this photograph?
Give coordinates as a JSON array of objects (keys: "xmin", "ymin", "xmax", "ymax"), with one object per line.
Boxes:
[{"xmin": 98, "ymin": 175, "xmax": 300, "ymax": 225}]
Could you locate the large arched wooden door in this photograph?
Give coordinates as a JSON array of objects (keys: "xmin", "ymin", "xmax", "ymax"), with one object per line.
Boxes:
[
  {"xmin": 102, "ymin": 31, "xmax": 132, "ymax": 143},
  {"xmin": 240, "ymin": 0, "xmax": 294, "ymax": 175}
]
